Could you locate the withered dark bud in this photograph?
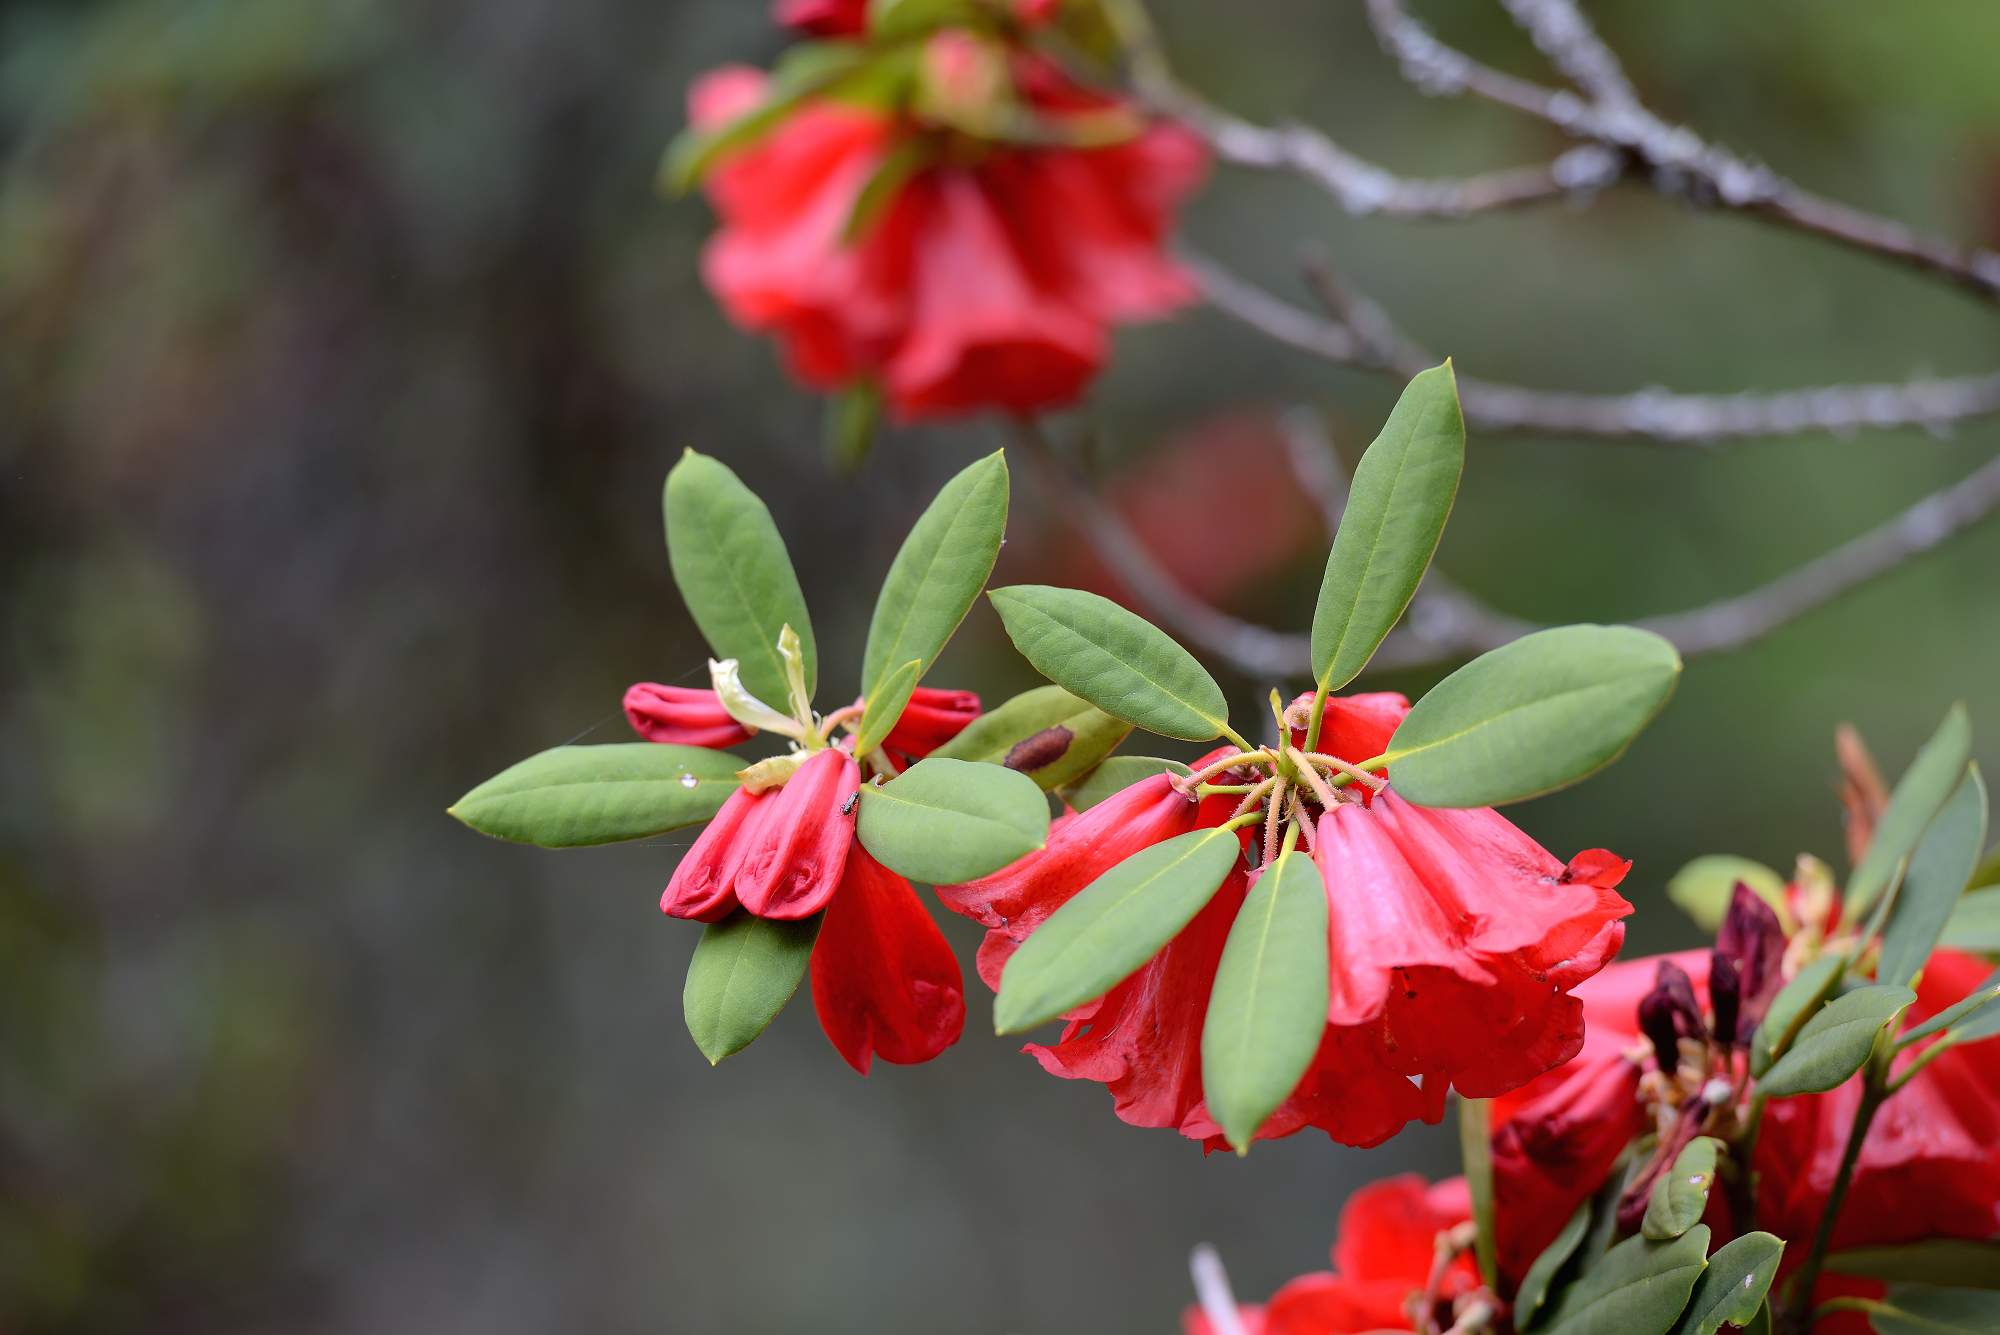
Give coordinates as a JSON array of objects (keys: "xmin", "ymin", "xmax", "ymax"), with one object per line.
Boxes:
[
  {"xmin": 1716, "ymin": 881, "xmax": 1787, "ymax": 1033},
  {"xmin": 1003, "ymin": 726, "xmax": 1073, "ymax": 773},
  {"xmin": 1638, "ymin": 958, "xmax": 1705, "ymax": 1075},
  {"xmin": 1709, "ymin": 950, "xmax": 1741, "ymax": 1045}
]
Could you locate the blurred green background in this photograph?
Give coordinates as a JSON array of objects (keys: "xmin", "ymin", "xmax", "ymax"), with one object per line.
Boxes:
[{"xmin": 2, "ymin": 0, "xmax": 1997, "ymax": 1330}]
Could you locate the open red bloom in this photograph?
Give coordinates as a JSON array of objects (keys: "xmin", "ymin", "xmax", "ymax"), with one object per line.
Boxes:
[
  {"xmin": 689, "ymin": 59, "xmax": 1205, "ymax": 420},
  {"xmin": 1184, "ymin": 1175, "xmax": 1475, "ymax": 1335},
  {"xmin": 624, "ymin": 682, "xmax": 754, "ymax": 749}
]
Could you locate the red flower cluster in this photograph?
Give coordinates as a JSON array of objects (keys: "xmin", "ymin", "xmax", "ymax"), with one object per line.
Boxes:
[
  {"xmin": 1185, "ymin": 1175, "xmax": 1476, "ymax": 1335},
  {"xmin": 942, "ymin": 692, "xmax": 1634, "ymax": 1149},
  {"xmin": 637, "ymin": 682, "xmax": 980, "ymax": 1073},
  {"xmin": 688, "ymin": 27, "xmax": 1205, "ymax": 420}
]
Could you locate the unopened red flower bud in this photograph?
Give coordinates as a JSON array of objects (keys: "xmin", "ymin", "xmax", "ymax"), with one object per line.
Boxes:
[
  {"xmin": 770, "ymin": 0, "xmax": 866, "ymax": 37},
  {"xmin": 880, "ymin": 687, "xmax": 981, "ymax": 759},
  {"xmin": 625, "ymin": 682, "xmax": 755, "ymax": 749},
  {"xmin": 661, "ymin": 784, "xmax": 772, "ymax": 921},
  {"xmin": 735, "ymin": 748, "xmax": 860, "ymax": 919}
]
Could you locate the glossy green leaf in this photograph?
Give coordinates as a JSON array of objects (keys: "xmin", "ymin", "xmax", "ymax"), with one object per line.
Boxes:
[
  {"xmin": 854, "ymin": 757, "xmax": 1049, "ymax": 884},
  {"xmin": 1517, "ymin": 1201, "xmax": 1592, "ymax": 1330},
  {"xmin": 664, "ymin": 450, "xmax": 816, "ymax": 708},
  {"xmin": 1749, "ymin": 954, "xmax": 1845, "ymax": 1078},
  {"xmin": 1666, "ymin": 1233, "xmax": 1783, "ymax": 1335},
  {"xmin": 1643, "ymin": 1137, "xmax": 1723, "ymax": 1241},
  {"xmin": 1201, "ymin": 847, "xmax": 1329, "ymax": 1151},
  {"xmin": 1850, "ymin": 704, "xmax": 1974, "ymax": 918},
  {"xmin": 1382, "ymin": 624, "xmax": 1681, "ymax": 808},
  {"xmin": 930, "ymin": 684, "xmax": 1133, "ymax": 792},
  {"xmin": 1461, "ymin": 1096, "xmax": 1498, "ymax": 1290},
  {"xmin": 1311, "ymin": 362, "xmax": 1464, "ymax": 691},
  {"xmin": 1829, "ymin": 1241, "xmax": 2000, "ymax": 1291},
  {"xmin": 988, "ymin": 585, "xmax": 1229, "ymax": 742},
  {"xmin": 1540, "ymin": 1226, "xmax": 1710, "ymax": 1335},
  {"xmin": 449, "ymin": 743, "xmax": 741, "ymax": 847},
  {"xmin": 860, "ymin": 451, "xmax": 1008, "ymax": 700},
  {"xmin": 1060, "ymin": 756, "xmax": 1194, "ymax": 813},
  {"xmin": 1666, "ymin": 855, "xmax": 1790, "ymax": 933},
  {"xmin": 995, "ymin": 826, "xmax": 1242, "ymax": 1034},
  {"xmin": 854, "ymin": 658, "xmax": 921, "ymax": 758},
  {"xmin": 1898, "ymin": 969, "xmax": 2000, "ymax": 1047},
  {"xmin": 1941, "ymin": 887, "xmax": 2000, "ymax": 953},
  {"xmin": 1861, "ymin": 1286, "xmax": 2000, "ymax": 1335},
  {"xmin": 682, "ymin": 909, "xmax": 821, "ymax": 1062},
  {"xmin": 1757, "ymin": 984, "xmax": 1915, "ymax": 1098},
  {"xmin": 1881, "ymin": 766, "xmax": 1988, "ymax": 987}
]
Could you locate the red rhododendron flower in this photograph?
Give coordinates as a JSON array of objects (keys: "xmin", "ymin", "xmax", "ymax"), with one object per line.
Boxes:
[
  {"xmin": 878, "ymin": 686, "xmax": 982, "ymax": 761},
  {"xmin": 734, "ymin": 747, "xmax": 860, "ymax": 918},
  {"xmin": 1184, "ymin": 1175, "xmax": 1475, "ymax": 1335},
  {"xmin": 687, "ymin": 53, "xmax": 1206, "ymax": 420},
  {"xmin": 771, "ymin": 0, "xmax": 866, "ymax": 37},
  {"xmin": 811, "ymin": 842, "xmax": 967, "ymax": 1073},
  {"xmin": 625, "ymin": 682, "xmax": 755, "ymax": 748},
  {"xmin": 945, "ymin": 694, "xmax": 1632, "ymax": 1150}
]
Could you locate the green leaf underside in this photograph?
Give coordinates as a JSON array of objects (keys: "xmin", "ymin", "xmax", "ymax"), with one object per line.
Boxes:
[
  {"xmin": 1667, "ymin": 855, "xmax": 1789, "ymax": 933},
  {"xmin": 854, "ymin": 757, "xmax": 1049, "ymax": 885},
  {"xmin": 1540, "ymin": 1226, "xmax": 1710, "ymax": 1335},
  {"xmin": 854, "ymin": 658, "xmax": 921, "ymax": 757},
  {"xmin": 1517, "ymin": 1201, "xmax": 1592, "ymax": 1329},
  {"xmin": 449, "ymin": 743, "xmax": 741, "ymax": 847},
  {"xmin": 1383, "ymin": 624, "xmax": 1681, "ymax": 809},
  {"xmin": 1202, "ymin": 849, "xmax": 1329, "ymax": 1150},
  {"xmin": 1750, "ymin": 954, "xmax": 1845, "ymax": 1078},
  {"xmin": 1829, "ymin": 1241, "xmax": 2000, "ymax": 1291},
  {"xmin": 665, "ymin": 450, "xmax": 817, "ymax": 709},
  {"xmin": 1849, "ymin": 704, "xmax": 1974, "ymax": 918},
  {"xmin": 995, "ymin": 826, "xmax": 1242, "ymax": 1033},
  {"xmin": 1312, "ymin": 362, "xmax": 1465, "ymax": 691},
  {"xmin": 1899, "ymin": 969, "xmax": 2000, "ymax": 1046},
  {"xmin": 1061, "ymin": 756, "xmax": 1193, "ymax": 813},
  {"xmin": 987, "ymin": 586, "xmax": 1228, "ymax": 742},
  {"xmin": 1643, "ymin": 1137, "xmax": 1722, "ymax": 1241},
  {"xmin": 1667, "ymin": 1233, "xmax": 1784, "ymax": 1335},
  {"xmin": 860, "ymin": 451, "xmax": 1008, "ymax": 700},
  {"xmin": 1942, "ymin": 888, "xmax": 2000, "ymax": 952},
  {"xmin": 682, "ymin": 910, "xmax": 821, "ymax": 1062},
  {"xmin": 1880, "ymin": 766, "xmax": 1988, "ymax": 988},
  {"xmin": 930, "ymin": 684, "xmax": 1133, "ymax": 792},
  {"xmin": 1757, "ymin": 984, "xmax": 1916, "ymax": 1098},
  {"xmin": 1861, "ymin": 1286, "xmax": 2000, "ymax": 1335}
]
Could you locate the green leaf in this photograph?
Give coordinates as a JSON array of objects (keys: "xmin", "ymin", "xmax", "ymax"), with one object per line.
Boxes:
[
  {"xmin": 1665, "ymin": 855, "xmax": 1790, "ymax": 933},
  {"xmin": 1666, "ymin": 1233, "xmax": 1783, "ymax": 1335},
  {"xmin": 1201, "ymin": 847, "xmax": 1329, "ymax": 1151},
  {"xmin": 1311, "ymin": 362, "xmax": 1465, "ymax": 691},
  {"xmin": 1849, "ymin": 704, "xmax": 1975, "ymax": 918},
  {"xmin": 1517, "ymin": 1201, "xmax": 1592, "ymax": 1330},
  {"xmin": 1898, "ymin": 968, "xmax": 2000, "ymax": 1047},
  {"xmin": 995, "ymin": 826, "xmax": 1243, "ymax": 1033},
  {"xmin": 824, "ymin": 381, "xmax": 881, "ymax": 475},
  {"xmin": 929, "ymin": 684, "xmax": 1133, "ymax": 792},
  {"xmin": 1060, "ymin": 756, "xmax": 1194, "ymax": 813},
  {"xmin": 860, "ymin": 451, "xmax": 1009, "ymax": 700},
  {"xmin": 664, "ymin": 450, "xmax": 817, "ymax": 709},
  {"xmin": 1757, "ymin": 983, "xmax": 1915, "ymax": 1098},
  {"xmin": 682, "ymin": 909, "xmax": 821, "ymax": 1062},
  {"xmin": 1972, "ymin": 843, "xmax": 2000, "ymax": 891},
  {"xmin": 1829, "ymin": 1241, "xmax": 2000, "ymax": 1291},
  {"xmin": 1540, "ymin": 1226, "xmax": 1710, "ymax": 1335},
  {"xmin": 987, "ymin": 585, "xmax": 1229, "ymax": 742},
  {"xmin": 1382, "ymin": 624, "xmax": 1681, "ymax": 808},
  {"xmin": 1880, "ymin": 766, "xmax": 1988, "ymax": 987},
  {"xmin": 449, "ymin": 744, "xmax": 742, "ymax": 847},
  {"xmin": 1862, "ymin": 1286, "xmax": 2000, "ymax": 1335},
  {"xmin": 1942, "ymin": 887, "xmax": 2000, "ymax": 952},
  {"xmin": 1642, "ymin": 1137, "xmax": 1722, "ymax": 1241},
  {"xmin": 1749, "ymin": 954, "xmax": 1845, "ymax": 1078},
  {"xmin": 1461, "ymin": 1096, "xmax": 1498, "ymax": 1291},
  {"xmin": 854, "ymin": 659, "xmax": 921, "ymax": 758},
  {"xmin": 854, "ymin": 756, "xmax": 1050, "ymax": 884}
]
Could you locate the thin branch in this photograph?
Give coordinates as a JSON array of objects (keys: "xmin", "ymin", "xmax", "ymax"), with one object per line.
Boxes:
[
  {"xmin": 1011, "ymin": 413, "xmax": 2000, "ymax": 679},
  {"xmin": 1191, "ymin": 251, "xmax": 2000, "ymax": 442},
  {"xmin": 1366, "ymin": 0, "xmax": 2000, "ymax": 301}
]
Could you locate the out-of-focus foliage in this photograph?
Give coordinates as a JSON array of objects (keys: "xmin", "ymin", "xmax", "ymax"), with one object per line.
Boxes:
[{"xmin": 0, "ymin": 0, "xmax": 1996, "ymax": 1331}]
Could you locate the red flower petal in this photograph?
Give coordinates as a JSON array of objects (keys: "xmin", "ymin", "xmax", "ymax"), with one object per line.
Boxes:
[
  {"xmin": 880, "ymin": 687, "xmax": 982, "ymax": 759},
  {"xmin": 1285, "ymin": 690, "xmax": 1411, "ymax": 764},
  {"xmin": 810, "ymin": 841, "xmax": 966, "ymax": 1073},
  {"xmin": 770, "ymin": 0, "xmax": 867, "ymax": 37},
  {"xmin": 624, "ymin": 682, "xmax": 754, "ymax": 749},
  {"xmin": 1562, "ymin": 848, "xmax": 1632, "ymax": 889},
  {"xmin": 1491, "ymin": 1053, "xmax": 1646, "ymax": 1290},
  {"xmin": 734, "ymin": 749, "xmax": 859, "ymax": 919},
  {"xmin": 660, "ymin": 783, "xmax": 766, "ymax": 921}
]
